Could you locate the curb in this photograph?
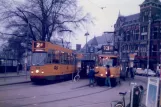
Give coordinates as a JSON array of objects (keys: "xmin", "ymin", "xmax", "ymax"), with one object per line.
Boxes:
[
  {"xmin": 0, "ymin": 75, "xmax": 30, "ymax": 78},
  {"xmin": 0, "ymin": 81, "xmax": 31, "ymax": 86}
]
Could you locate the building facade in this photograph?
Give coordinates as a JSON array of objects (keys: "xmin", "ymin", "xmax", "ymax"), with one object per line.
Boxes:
[
  {"xmin": 82, "ymin": 32, "xmax": 114, "ymax": 52},
  {"xmin": 114, "ymin": 0, "xmax": 161, "ymax": 71},
  {"xmin": 79, "ymin": 32, "xmax": 115, "ymax": 60}
]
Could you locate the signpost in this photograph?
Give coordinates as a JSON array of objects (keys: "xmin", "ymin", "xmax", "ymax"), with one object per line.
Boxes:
[{"xmin": 146, "ymin": 77, "xmax": 160, "ymax": 107}]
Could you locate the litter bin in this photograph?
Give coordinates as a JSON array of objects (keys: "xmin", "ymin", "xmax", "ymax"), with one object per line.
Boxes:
[{"xmin": 130, "ymin": 85, "xmax": 144, "ymax": 107}]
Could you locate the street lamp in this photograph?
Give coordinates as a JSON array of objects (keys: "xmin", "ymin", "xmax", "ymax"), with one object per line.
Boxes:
[
  {"xmin": 84, "ymin": 32, "xmax": 89, "ymax": 53},
  {"xmin": 147, "ymin": 9, "xmax": 152, "ymax": 77}
]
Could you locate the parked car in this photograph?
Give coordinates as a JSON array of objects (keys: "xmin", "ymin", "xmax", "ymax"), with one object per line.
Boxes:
[
  {"xmin": 135, "ymin": 68, "xmax": 145, "ymax": 76},
  {"xmin": 144, "ymin": 69, "xmax": 156, "ymax": 77}
]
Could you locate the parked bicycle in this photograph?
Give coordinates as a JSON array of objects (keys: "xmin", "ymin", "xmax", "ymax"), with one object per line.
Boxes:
[{"xmin": 111, "ymin": 82, "xmax": 146, "ymax": 107}]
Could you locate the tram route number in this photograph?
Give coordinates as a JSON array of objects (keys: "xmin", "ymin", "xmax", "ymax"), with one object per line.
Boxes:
[
  {"xmin": 102, "ymin": 45, "xmax": 113, "ymax": 52},
  {"xmin": 54, "ymin": 66, "xmax": 58, "ymax": 70},
  {"xmin": 34, "ymin": 42, "xmax": 45, "ymax": 48},
  {"xmin": 103, "ymin": 46, "xmax": 110, "ymax": 51}
]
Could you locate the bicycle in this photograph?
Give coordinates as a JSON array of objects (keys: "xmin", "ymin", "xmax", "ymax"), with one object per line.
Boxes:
[
  {"xmin": 112, "ymin": 82, "xmax": 146, "ymax": 107},
  {"xmin": 74, "ymin": 69, "xmax": 80, "ymax": 82}
]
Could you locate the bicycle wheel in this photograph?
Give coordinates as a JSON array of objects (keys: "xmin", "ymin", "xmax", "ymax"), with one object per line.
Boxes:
[
  {"xmin": 114, "ymin": 102, "xmax": 124, "ymax": 107},
  {"xmin": 74, "ymin": 75, "xmax": 80, "ymax": 82}
]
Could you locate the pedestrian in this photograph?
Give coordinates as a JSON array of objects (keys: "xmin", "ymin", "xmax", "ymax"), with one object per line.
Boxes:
[
  {"xmin": 130, "ymin": 67, "xmax": 134, "ymax": 79},
  {"xmin": 86, "ymin": 65, "xmax": 90, "ymax": 75},
  {"xmin": 126, "ymin": 66, "xmax": 129, "ymax": 78},
  {"xmin": 105, "ymin": 65, "xmax": 111, "ymax": 87},
  {"xmin": 133, "ymin": 66, "xmax": 136, "ymax": 78},
  {"xmin": 88, "ymin": 66, "xmax": 99, "ymax": 87}
]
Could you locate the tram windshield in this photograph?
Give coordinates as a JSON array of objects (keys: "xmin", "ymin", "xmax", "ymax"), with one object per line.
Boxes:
[
  {"xmin": 32, "ymin": 52, "xmax": 47, "ymax": 66},
  {"xmin": 97, "ymin": 57, "xmax": 118, "ymax": 67}
]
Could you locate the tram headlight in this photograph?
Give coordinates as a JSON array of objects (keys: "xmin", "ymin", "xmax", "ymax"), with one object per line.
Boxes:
[
  {"xmin": 111, "ymin": 75, "xmax": 114, "ymax": 77},
  {"xmin": 31, "ymin": 71, "xmax": 34, "ymax": 74},
  {"xmin": 100, "ymin": 74, "xmax": 103, "ymax": 77},
  {"xmin": 36, "ymin": 70, "xmax": 39, "ymax": 73},
  {"xmin": 41, "ymin": 72, "xmax": 44, "ymax": 74}
]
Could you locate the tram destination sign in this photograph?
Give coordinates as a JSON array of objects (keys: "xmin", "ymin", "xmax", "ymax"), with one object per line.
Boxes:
[
  {"xmin": 34, "ymin": 42, "xmax": 45, "ymax": 48},
  {"xmin": 102, "ymin": 45, "xmax": 113, "ymax": 52}
]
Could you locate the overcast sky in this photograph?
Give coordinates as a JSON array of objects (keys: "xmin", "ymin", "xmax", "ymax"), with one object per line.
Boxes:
[
  {"xmin": 71, "ymin": 0, "xmax": 144, "ymax": 49},
  {"xmin": 0, "ymin": 0, "xmax": 145, "ymax": 49}
]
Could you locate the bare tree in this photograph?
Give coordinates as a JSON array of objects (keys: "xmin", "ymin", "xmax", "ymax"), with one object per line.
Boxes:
[{"xmin": 0, "ymin": 0, "xmax": 91, "ymax": 42}]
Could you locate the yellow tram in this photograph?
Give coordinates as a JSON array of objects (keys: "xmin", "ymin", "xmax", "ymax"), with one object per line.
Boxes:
[
  {"xmin": 95, "ymin": 54, "xmax": 121, "ymax": 86},
  {"xmin": 30, "ymin": 41, "xmax": 76, "ymax": 82}
]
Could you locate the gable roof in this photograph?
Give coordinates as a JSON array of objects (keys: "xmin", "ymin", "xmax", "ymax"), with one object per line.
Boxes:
[
  {"xmin": 82, "ymin": 33, "xmax": 114, "ymax": 50},
  {"xmin": 141, "ymin": 0, "xmax": 161, "ymax": 5},
  {"xmin": 124, "ymin": 13, "xmax": 140, "ymax": 22}
]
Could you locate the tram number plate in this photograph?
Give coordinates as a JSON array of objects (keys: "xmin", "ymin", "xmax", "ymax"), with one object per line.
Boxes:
[
  {"xmin": 34, "ymin": 42, "xmax": 45, "ymax": 48},
  {"xmin": 54, "ymin": 66, "xmax": 58, "ymax": 70}
]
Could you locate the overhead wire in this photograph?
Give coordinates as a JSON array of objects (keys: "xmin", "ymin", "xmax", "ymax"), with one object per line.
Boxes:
[{"xmin": 86, "ymin": 0, "xmax": 106, "ymax": 9}]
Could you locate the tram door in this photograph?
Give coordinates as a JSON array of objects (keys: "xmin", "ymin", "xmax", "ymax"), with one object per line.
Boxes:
[{"xmin": 80, "ymin": 60, "xmax": 95, "ymax": 78}]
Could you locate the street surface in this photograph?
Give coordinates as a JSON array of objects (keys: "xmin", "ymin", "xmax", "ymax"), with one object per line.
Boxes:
[{"xmin": 0, "ymin": 76, "xmax": 147, "ymax": 107}]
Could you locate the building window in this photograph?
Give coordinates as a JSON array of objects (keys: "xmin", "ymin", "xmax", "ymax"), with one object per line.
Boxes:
[
  {"xmin": 152, "ymin": 32, "xmax": 158, "ymax": 39},
  {"xmin": 152, "ymin": 52, "xmax": 157, "ymax": 56},
  {"xmin": 152, "ymin": 45, "xmax": 157, "ymax": 51},
  {"xmin": 144, "ymin": 35, "xmax": 147, "ymax": 40},
  {"xmin": 143, "ymin": 17, "xmax": 145, "ymax": 22},
  {"xmin": 154, "ymin": 27, "xmax": 158, "ymax": 31},
  {"xmin": 141, "ymin": 35, "xmax": 144, "ymax": 40}
]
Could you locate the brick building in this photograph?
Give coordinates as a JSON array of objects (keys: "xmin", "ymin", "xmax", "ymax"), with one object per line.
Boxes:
[{"xmin": 114, "ymin": 0, "xmax": 161, "ymax": 71}]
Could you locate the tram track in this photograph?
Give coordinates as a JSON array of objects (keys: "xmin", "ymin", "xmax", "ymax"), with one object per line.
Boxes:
[
  {"xmin": 0, "ymin": 81, "xmax": 31, "ymax": 87},
  {"xmin": 0, "ymin": 76, "xmax": 148, "ymax": 107},
  {"xmin": 0, "ymin": 80, "xmax": 73, "ymax": 91},
  {"xmin": 0, "ymin": 83, "xmax": 91, "ymax": 102},
  {"xmin": 17, "ymin": 87, "xmax": 113, "ymax": 107}
]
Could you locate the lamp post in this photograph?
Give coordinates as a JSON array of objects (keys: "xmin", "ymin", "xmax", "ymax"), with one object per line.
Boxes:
[
  {"xmin": 147, "ymin": 9, "xmax": 152, "ymax": 77},
  {"xmin": 24, "ymin": 21, "xmax": 30, "ymax": 79},
  {"xmin": 85, "ymin": 32, "xmax": 89, "ymax": 53}
]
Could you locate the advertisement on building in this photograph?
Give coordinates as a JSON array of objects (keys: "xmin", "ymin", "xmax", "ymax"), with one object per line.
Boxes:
[{"xmin": 146, "ymin": 77, "xmax": 159, "ymax": 107}]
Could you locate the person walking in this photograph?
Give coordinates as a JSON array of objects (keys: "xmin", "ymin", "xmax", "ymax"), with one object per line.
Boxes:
[
  {"xmin": 105, "ymin": 65, "xmax": 111, "ymax": 87},
  {"xmin": 88, "ymin": 66, "xmax": 99, "ymax": 87},
  {"xmin": 86, "ymin": 65, "xmax": 90, "ymax": 75},
  {"xmin": 130, "ymin": 67, "xmax": 134, "ymax": 79}
]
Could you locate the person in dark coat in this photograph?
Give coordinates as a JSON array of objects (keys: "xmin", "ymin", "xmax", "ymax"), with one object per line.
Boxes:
[
  {"xmin": 105, "ymin": 65, "xmax": 111, "ymax": 87},
  {"xmin": 88, "ymin": 66, "xmax": 99, "ymax": 87}
]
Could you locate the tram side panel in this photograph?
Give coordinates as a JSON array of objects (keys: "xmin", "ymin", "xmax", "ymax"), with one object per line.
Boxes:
[{"xmin": 30, "ymin": 64, "xmax": 75, "ymax": 81}]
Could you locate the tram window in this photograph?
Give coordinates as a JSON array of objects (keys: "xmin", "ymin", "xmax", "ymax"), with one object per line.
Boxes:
[
  {"xmin": 60, "ymin": 52, "xmax": 62, "ymax": 64},
  {"xmin": 47, "ymin": 53, "xmax": 52, "ymax": 64},
  {"xmin": 72, "ymin": 55, "xmax": 75, "ymax": 65},
  {"xmin": 113, "ymin": 58, "xmax": 117, "ymax": 66},
  {"xmin": 51, "ymin": 51, "xmax": 59, "ymax": 64},
  {"xmin": 60, "ymin": 52, "xmax": 66, "ymax": 64},
  {"xmin": 67, "ymin": 54, "xmax": 71, "ymax": 64},
  {"xmin": 32, "ymin": 53, "xmax": 47, "ymax": 66}
]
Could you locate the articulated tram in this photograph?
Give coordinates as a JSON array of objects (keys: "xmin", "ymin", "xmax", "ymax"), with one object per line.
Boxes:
[{"xmin": 30, "ymin": 41, "xmax": 76, "ymax": 82}]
